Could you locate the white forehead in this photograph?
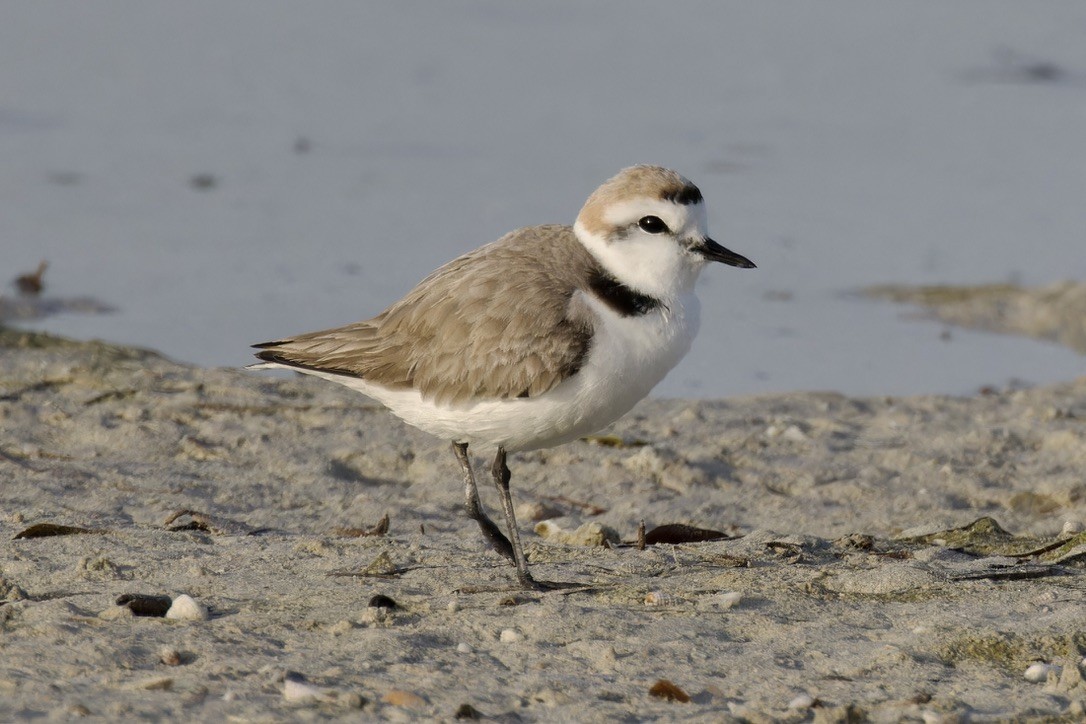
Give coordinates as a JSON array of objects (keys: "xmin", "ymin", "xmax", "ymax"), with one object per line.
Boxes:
[{"xmin": 601, "ymin": 197, "xmax": 708, "ymax": 236}]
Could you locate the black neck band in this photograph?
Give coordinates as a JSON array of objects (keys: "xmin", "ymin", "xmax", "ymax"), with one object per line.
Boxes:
[{"xmin": 588, "ymin": 270, "xmax": 662, "ymax": 317}]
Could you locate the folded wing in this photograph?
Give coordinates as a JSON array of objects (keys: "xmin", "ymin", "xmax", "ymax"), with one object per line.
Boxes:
[{"xmin": 253, "ymin": 225, "xmax": 598, "ymax": 406}]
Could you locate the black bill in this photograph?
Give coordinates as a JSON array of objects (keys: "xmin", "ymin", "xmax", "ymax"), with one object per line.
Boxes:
[{"xmin": 695, "ymin": 238, "xmax": 757, "ymax": 268}]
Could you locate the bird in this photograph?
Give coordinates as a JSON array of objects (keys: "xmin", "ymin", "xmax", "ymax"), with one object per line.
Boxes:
[{"xmin": 250, "ymin": 165, "xmax": 755, "ymax": 589}]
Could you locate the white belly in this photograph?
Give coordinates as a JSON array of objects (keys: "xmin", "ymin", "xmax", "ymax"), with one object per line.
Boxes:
[{"xmin": 278, "ymin": 293, "xmax": 701, "ymax": 452}]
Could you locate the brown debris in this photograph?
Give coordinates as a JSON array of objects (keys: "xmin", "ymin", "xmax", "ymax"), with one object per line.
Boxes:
[
  {"xmin": 648, "ymin": 679, "xmax": 690, "ymax": 703},
  {"xmin": 163, "ymin": 509, "xmax": 260, "ymax": 536},
  {"xmin": 14, "ymin": 261, "xmax": 48, "ymax": 296},
  {"xmin": 116, "ymin": 593, "xmax": 172, "ymax": 617},
  {"xmin": 644, "ymin": 523, "xmax": 730, "ymax": 546},
  {"xmin": 360, "ymin": 551, "xmax": 399, "ymax": 578},
  {"xmin": 14, "ymin": 523, "xmax": 107, "ymax": 539},
  {"xmin": 332, "ymin": 513, "xmax": 390, "ymax": 538},
  {"xmin": 368, "ymin": 594, "xmax": 397, "ymax": 609},
  {"xmin": 580, "ymin": 434, "xmax": 649, "ymax": 449}
]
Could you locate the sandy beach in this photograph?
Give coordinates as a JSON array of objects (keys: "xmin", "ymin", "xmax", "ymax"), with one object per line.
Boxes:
[{"xmin": 2, "ymin": 285, "xmax": 1085, "ymax": 720}]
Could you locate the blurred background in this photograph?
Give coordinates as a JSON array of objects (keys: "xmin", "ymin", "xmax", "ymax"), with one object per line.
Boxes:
[{"xmin": 2, "ymin": 1, "xmax": 1084, "ymax": 397}]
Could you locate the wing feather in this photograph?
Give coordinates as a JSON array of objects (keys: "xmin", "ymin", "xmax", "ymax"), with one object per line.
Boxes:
[{"xmin": 253, "ymin": 225, "xmax": 598, "ymax": 404}]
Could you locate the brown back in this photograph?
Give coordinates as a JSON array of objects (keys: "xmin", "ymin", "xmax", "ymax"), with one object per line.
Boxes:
[{"xmin": 254, "ymin": 225, "xmax": 601, "ymax": 405}]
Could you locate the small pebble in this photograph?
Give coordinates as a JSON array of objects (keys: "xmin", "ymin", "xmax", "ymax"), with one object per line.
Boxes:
[
  {"xmin": 165, "ymin": 594, "xmax": 209, "ymax": 621},
  {"xmin": 368, "ymin": 594, "xmax": 398, "ymax": 609},
  {"xmin": 517, "ymin": 500, "xmax": 563, "ymax": 522},
  {"xmin": 499, "ymin": 628, "xmax": 522, "ymax": 643},
  {"xmin": 1061, "ymin": 520, "xmax": 1083, "ymax": 536},
  {"xmin": 283, "ymin": 672, "xmax": 324, "ymax": 702},
  {"xmin": 159, "ymin": 646, "xmax": 182, "ymax": 666},
  {"xmin": 456, "ymin": 642, "xmax": 473, "ymax": 654},
  {"xmin": 360, "ymin": 606, "xmax": 392, "ymax": 625},
  {"xmin": 781, "ymin": 425, "xmax": 809, "ymax": 442},
  {"xmin": 447, "ymin": 599, "xmax": 460, "ymax": 613},
  {"xmin": 129, "ymin": 676, "xmax": 173, "ymax": 691},
  {"xmin": 383, "ymin": 689, "xmax": 426, "ymax": 708},
  {"xmin": 788, "ymin": 693, "xmax": 816, "ymax": 709},
  {"xmin": 533, "ymin": 519, "xmax": 620, "ymax": 546},
  {"xmin": 1024, "ymin": 662, "xmax": 1061, "ymax": 682},
  {"xmin": 455, "ymin": 703, "xmax": 482, "ymax": 719},
  {"xmin": 706, "ymin": 591, "xmax": 743, "ymax": 609},
  {"xmin": 765, "ymin": 423, "xmax": 808, "ymax": 441}
]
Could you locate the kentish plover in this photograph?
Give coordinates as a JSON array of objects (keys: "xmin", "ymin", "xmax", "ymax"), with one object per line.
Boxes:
[{"xmin": 251, "ymin": 165, "xmax": 755, "ymax": 589}]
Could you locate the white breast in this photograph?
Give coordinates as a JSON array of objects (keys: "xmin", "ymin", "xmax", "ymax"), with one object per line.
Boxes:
[
  {"xmin": 559, "ymin": 290, "xmax": 701, "ymax": 439},
  {"xmin": 322, "ymin": 290, "xmax": 701, "ymax": 452}
]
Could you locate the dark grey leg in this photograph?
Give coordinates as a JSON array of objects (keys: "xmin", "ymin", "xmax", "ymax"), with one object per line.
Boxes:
[
  {"xmin": 452, "ymin": 442, "xmax": 514, "ymax": 562},
  {"xmin": 490, "ymin": 447, "xmax": 539, "ymax": 589}
]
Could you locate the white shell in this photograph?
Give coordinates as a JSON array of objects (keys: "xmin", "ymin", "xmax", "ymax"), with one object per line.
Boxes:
[
  {"xmin": 1024, "ymin": 662, "xmax": 1061, "ymax": 682},
  {"xmin": 644, "ymin": 590, "xmax": 683, "ymax": 606},
  {"xmin": 165, "ymin": 594, "xmax": 209, "ymax": 621},
  {"xmin": 534, "ymin": 520, "xmax": 563, "ymax": 539},
  {"xmin": 788, "ymin": 693, "xmax": 816, "ymax": 709},
  {"xmin": 283, "ymin": 677, "xmax": 324, "ymax": 702},
  {"xmin": 706, "ymin": 591, "xmax": 743, "ymax": 609}
]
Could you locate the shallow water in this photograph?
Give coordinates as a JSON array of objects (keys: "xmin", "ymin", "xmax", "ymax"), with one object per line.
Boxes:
[{"xmin": 3, "ymin": 2, "xmax": 1084, "ymax": 397}]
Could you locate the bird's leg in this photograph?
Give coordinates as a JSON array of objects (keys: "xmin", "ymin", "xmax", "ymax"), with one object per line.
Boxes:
[
  {"xmin": 452, "ymin": 442, "xmax": 514, "ymax": 562},
  {"xmin": 490, "ymin": 447, "xmax": 540, "ymax": 590}
]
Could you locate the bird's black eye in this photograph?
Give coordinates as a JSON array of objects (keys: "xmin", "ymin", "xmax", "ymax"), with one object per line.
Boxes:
[{"xmin": 637, "ymin": 216, "xmax": 668, "ymax": 234}]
